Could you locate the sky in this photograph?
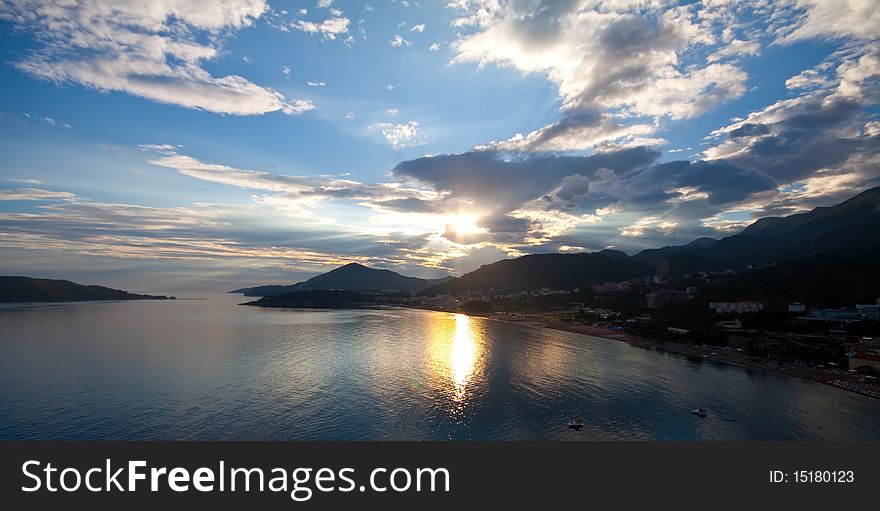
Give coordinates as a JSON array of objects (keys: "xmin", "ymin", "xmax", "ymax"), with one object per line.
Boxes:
[{"xmin": 0, "ymin": 0, "xmax": 878, "ymax": 293}]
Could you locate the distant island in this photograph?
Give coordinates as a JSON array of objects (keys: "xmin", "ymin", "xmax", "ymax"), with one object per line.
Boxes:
[{"xmin": 0, "ymin": 276, "xmax": 175, "ymax": 303}]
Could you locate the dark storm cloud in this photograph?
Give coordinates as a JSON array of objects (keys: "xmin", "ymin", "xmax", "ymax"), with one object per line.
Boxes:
[
  {"xmin": 710, "ymin": 95, "xmax": 880, "ymax": 184},
  {"xmin": 393, "ymin": 146, "xmax": 659, "ymax": 213}
]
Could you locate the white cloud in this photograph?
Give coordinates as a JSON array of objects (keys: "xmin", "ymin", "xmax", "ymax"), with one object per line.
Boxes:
[
  {"xmin": 307, "ymin": 81, "xmax": 326, "ymax": 87},
  {"xmin": 429, "ymin": 42, "xmax": 440, "ymax": 51},
  {"xmin": 477, "ymin": 113, "xmax": 661, "ymax": 153},
  {"xmin": 0, "ymin": 0, "xmax": 311, "ymax": 116},
  {"xmin": 5, "ymin": 178, "xmax": 43, "ymax": 185},
  {"xmin": 316, "ymin": 0, "xmax": 333, "ymax": 9},
  {"xmin": 777, "ymin": 0, "xmax": 880, "ymax": 43},
  {"xmin": 282, "ymin": 66, "xmax": 292, "ymax": 77},
  {"xmin": 142, "ymin": 146, "xmax": 431, "ymax": 204},
  {"xmin": 411, "ymin": 23, "xmax": 426, "ymax": 33},
  {"xmin": 387, "ymin": 108, "xmax": 399, "ymax": 115},
  {"xmin": 450, "ymin": 2, "xmax": 745, "ymax": 120},
  {"xmin": 390, "ymin": 35, "xmax": 412, "ymax": 47},
  {"xmin": 371, "ymin": 121, "xmax": 421, "ymax": 149},
  {"xmin": 0, "ymin": 188, "xmax": 77, "ymax": 201},
  {"xmin": 293, "ymin": 16, "xmax": 350, "ymax": 40},
  {"xmin": 138, "ymin": 144, "xmax": 179, "ymax": 156},
  {"xmin": 707, "ymin": 39, "xmax": 760, "ymax": 62}
]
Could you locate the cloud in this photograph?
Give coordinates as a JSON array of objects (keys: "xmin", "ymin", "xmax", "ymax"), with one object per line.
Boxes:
[
  {"xmin": 451, "ymin": 2, "xmax": 745, "ymax": 119},
  {"xmin": 0, "ymin": 0, "xmax": 313, "ymax": 116},
  {"xmin": 477, "ymin": 111, "xmax": 661, "ymax": 152},
  {"xmin": 411, "ymin": 23, "xmax": 426, "ymax": 33},
  {"xmin": 390, "ymin": 35, "xmax": 412, "ymax": 47},
  {"xmin": 294, "ymin": 16, "xmax": 351, "ymax": 40},
  {"xmin": 370, "ymin": 121, "xmax": 421, "ymax": 148},
  {"xmin": 317, "ymin": 0, "xmax": 334, "ymax": 8},
  {"xmin": 776, "ymin": 0, "xmax": 880, "ymax": 43},
  {"xmin": 307, "ymin": 81, "xmax": 326, "ymax": 87},
  {"xmin": 392, "ymin": 146, "xmax": 659, "ymax": 242},
  {"xmin": 0, "ymin": 188, "xmax": 77, "ymax": 201},
  {"xmin": 704, "ymin": 47, "xmax": 880, "ymax": 188},
  {"xmin": 707, "ymin": 39, "xmax": 760, "ymax": 62},
  {"xmin": 429, "ymin": 42, "xmax": 440, "ymax": 51},
  {"xmin": 5, "ymin": 178, "xmax": 43, "ymax": 185},
  {"xmin": 446, "ymin": 2, "xmax": 752, "ymax": 151}
]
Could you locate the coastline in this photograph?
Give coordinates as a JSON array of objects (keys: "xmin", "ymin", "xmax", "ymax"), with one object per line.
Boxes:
[{"xmin": 477, "ymin": 311, "xmax": 880, "ymax": 401}]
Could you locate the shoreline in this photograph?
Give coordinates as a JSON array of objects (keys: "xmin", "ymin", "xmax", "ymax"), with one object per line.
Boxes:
[
  {"xmin": 393, "ymin": 304, "xmax": 880, "ymax": 401},
  {"xmin": 476, "ymin": 311, "xmax": 880, "ymax": 401}
]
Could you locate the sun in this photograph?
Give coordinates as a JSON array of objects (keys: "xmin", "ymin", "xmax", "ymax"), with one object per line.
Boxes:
[
  {"xmin": 447, "ymin": 215, "xmax": 485, "ymax": 235},
  {"xmin": 443, "ymin": 215, "xmax": 488, "ymax": 244}
]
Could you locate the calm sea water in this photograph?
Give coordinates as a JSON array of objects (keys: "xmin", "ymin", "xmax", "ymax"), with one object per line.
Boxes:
[{"xmin": 1, "ymin": 293, "xmax": 878, "ymax": 440}]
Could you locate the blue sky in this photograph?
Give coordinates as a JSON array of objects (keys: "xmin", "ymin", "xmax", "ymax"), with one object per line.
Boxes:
[{"xmin": 0, "ymin": 1, "xmax": 878, "ymax": 292}]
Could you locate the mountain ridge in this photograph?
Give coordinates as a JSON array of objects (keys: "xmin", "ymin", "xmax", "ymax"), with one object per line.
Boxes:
[{"xmin": 233, "ymin": 263, "xmax": 451, "ymax": 296}]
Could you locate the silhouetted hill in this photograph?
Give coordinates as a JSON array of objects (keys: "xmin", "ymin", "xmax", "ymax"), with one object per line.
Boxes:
[
  {"xmin": 421, "ymin": 252, "xmax": 654, "ymax": 295},
  {"xmin": 233, "ymin": 263, "xmax": 452, "ymax": 296},
  {"xmin": 0, "ymin": 276, "xmax": 173, "ymax": 303},
  {"xmin": 636, "ymin": 186, "xmax": 880, "ymax": 274},
  {"xmin": 711, "ymin": 250, "xmax": 880, "ymax": 307}
]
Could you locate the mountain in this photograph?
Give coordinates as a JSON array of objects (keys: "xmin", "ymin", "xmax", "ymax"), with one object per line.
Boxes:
[
  {"xmin": 0, "ymin": 276, "xmax": 173, "ymax": 303},
  {"xmin": 713, "ymin": 250, "xmax": 880, "ymax": 307},
  {"xmin": 421, "ymin": 252, "xmax": 655, "ymax": 295},
  {"xmin": 636, "ymin": 186, "xmax": 880, "ymax": 274},
  {"xmin": 233, "ymin": 263, "xmax": 452, "ymax": 296}
]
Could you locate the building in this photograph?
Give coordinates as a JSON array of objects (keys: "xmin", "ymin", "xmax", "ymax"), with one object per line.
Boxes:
[
  {"xmin": 709, "ymin": 301, "xmax": 764, "ymax": 314},
  {"xmin": 849, "ymin": 353, "xmax": 880, "ymax": 372},
  {"xmin": 646, "ymin": 289, "xmax": 689, "ymax": 308},
  {"xmin": 788, "ymin": 302, "xmax": 806, "ymax": 313},
  {"xmin": 809, "ymin": 308, "xmax": 860, "ymax": 321}
]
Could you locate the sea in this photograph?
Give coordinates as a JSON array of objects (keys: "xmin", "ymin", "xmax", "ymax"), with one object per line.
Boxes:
[{"xmin": 1, "ymin": 293, "xmax": 878, "ymax": 440}]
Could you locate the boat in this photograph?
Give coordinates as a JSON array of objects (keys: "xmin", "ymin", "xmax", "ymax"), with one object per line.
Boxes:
[
  {"xmin": 691, "ymin": 408, "xmax": 708, "ymax": 418},
  {"xmin": 568, "ymin": 420, "xmax": 585, "ymax": 430},
  {"xmin": 724, "ymin": 416, "xmax": 737, "ymax": 422}
]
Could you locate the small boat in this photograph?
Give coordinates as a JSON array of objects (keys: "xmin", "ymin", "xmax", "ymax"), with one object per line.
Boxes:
[
  {"xmin": 691, "ymin": 408, "xmax": 708, "ymax": 418},
  {"xmin": 568, "ymin": 420, "xmax": 585, "ymax": 430},
  {"xmin": 724, "ymin": 416, "xmax": 737, "ymax": 422}
]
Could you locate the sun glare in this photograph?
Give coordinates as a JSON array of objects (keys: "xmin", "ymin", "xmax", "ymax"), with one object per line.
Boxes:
[
  {"xmin": 442, "ymin": 215, "xmax": 488, "ymax": 245},
  {"xmin": 446, "ymin": 215, "xmax": 485, "ymax": 235}
]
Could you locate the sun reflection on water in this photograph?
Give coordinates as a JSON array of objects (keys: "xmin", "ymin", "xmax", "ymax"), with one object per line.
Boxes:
[{"xmin": 428, "ymin": 313, "xmax": 484, "ymax": 409}]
